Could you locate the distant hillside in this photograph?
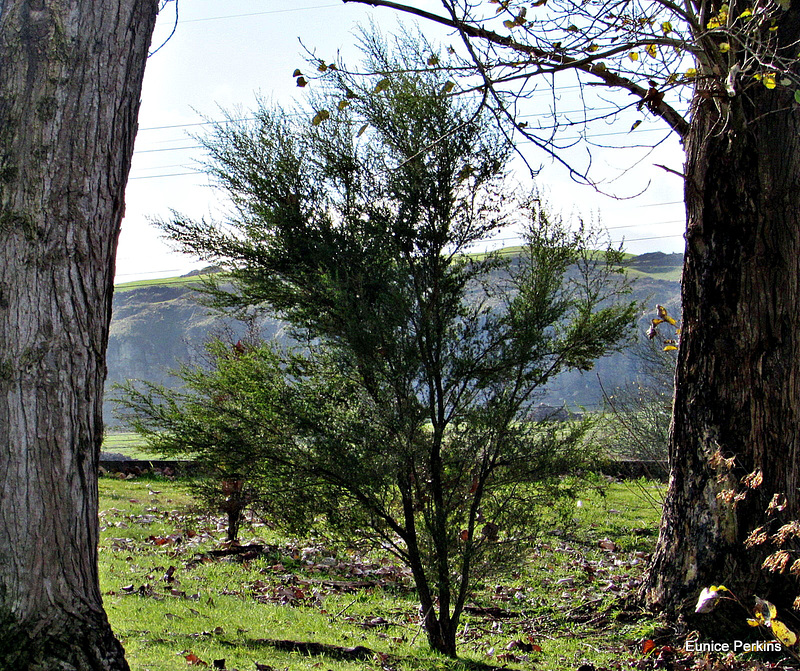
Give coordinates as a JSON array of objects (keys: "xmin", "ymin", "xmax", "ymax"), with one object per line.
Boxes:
[
  {"xmin": 105, "ymin": 252, "xmax": 683, "ymax": 424},
  {"xmin": 621, "ymin": 251, "xmax": 684, "ymax": 281}
]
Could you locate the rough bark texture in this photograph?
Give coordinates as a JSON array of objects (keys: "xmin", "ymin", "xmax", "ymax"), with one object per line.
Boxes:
[
  {"xmin": 0, "ymin": 1, "xmax": 158, "ymax": 668},
  {"xmin": 643, "ymin": 9, "xmax": 800, "ymax": 621}
]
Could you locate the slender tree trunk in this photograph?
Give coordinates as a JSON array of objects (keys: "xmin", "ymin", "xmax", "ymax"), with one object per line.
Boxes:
[
  {"xmin": 643, "ymin": 67, "xmax": 800, "ymax": 621},
  {"xmin": 0, "ymin": 1, "xmax": 158, "ymax": 668}
]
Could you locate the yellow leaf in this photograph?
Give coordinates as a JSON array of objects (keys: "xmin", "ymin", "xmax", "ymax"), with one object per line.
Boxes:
[
  {"xmin": 664, "ymin": 345, "xmax": 678, "ymax": 351},
  {"xmin": 685, "ymin": 68, "xmax": 698, "ymax": 78},
  {"xmin": 666, "ymin": 73, "xmax": 679, "ymax": 84},
  {"xmin": 747, "ymin": 618, "xmax": 761, "ymax": 627},
  {"xmin": 337, "ymin": 99, "xmax": 350, "ymax": 111},
  {"xmin": 646, "ymin": 43, "xmax": 658, "ymax": 57},
  {"xmin": 442, "ymin": 81, "xmax": 456, "ymax": 94},
  {"xmin": 739, "ymin": 7, "xmax": 754, "ymax": 18},
  {"xmin": 374, "ymin": 78, "xmax": 390, "ymax": 93},
  {"xmin": 763, "ymin": 73, "xmax": 777, "ymax": 89},
  {"xmin": 629, "ymin": 51, "xmax": 640, "ymax": 61},
  {"xmin": 661, "ymin": 21, "xmax": 673, "ymax": 34},
  {"xmin": 317, "ymin": 61, "xmax": 328, "ymax": 72},
  {"xmin": 586, "ymin": 43, "xmax": 600, "ymax": 52},
  {"xmin": 771, "ymin": 619, "xmax": 797, "ymax": 646},
  {"xmin": 311, "ymin": 109, "xmax": 330, "ymax": 126},
  {"xmin": 719, "ymin": 42, "xmax": 730, "ymax": 52},
  {"xmin": 754, "ymin": 597, "xmax": 778, "ymax": 624},
  {"xmin": 696, "ymin": 586, "xmax": 727, "ymax": 613},
  {"xmin": 657, "ymin": 304, "xmax": 677, "ymax": 326},
  {"xmin": 630, "ymin": 119, "xmax": 642, "ymax": 131}
]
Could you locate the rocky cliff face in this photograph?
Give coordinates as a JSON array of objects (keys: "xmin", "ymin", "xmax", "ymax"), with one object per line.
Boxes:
[{"xmin": 105, "ymin": 253, "xmax": 683, "ymax": 424}]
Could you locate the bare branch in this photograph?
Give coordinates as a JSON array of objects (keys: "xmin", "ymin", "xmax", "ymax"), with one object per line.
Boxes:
[{"xmin": 342, "ymin": 0, "xmax": 690, "ymax": 138}]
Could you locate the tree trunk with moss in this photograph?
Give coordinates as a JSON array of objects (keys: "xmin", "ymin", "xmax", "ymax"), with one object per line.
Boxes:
[
  {"xmin": 643, "ymin": 61, "xmax": 800, "ymax": 621},
  {"xmin": 0, "ymin": 1, "xmax": 158, "ymax": 667}
]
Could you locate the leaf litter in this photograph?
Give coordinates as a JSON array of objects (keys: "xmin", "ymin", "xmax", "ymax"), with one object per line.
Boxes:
[{"xmin": 100, "ymin": 476, "xmax": 799, "ymax": 671}]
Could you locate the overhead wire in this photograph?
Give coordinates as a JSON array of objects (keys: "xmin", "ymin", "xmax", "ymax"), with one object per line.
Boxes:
[{"xmin": 125, "ymin": 5, "xmax": 685, "ymax": 276}]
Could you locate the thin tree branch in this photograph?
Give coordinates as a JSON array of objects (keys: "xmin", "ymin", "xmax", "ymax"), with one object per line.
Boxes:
[{"xmin": 342, "ymin": 0, "xmax": 690, "ymax": 139}]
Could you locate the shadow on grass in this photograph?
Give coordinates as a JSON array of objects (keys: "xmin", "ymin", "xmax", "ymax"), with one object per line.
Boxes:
[{"xmin": 240, "ymin": 637, "xmax": 517, "ymax": 670}]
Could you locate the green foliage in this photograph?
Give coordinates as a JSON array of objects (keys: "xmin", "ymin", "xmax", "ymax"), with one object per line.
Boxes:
[{"xmin": 119, "ymin": 34, "xmax": 638, "ymax": 657}]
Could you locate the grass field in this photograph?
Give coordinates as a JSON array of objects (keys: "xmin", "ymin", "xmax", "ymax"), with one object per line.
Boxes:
[
  {"xmin": 113, "ymin": 250, "xmax": 683, "ymax": 294},
  {"xmin": 114, "ymin": 274, "xmax": 216, "ymax": 293},
  {"xmin": 99, "ymin": 475, "xmax": 666, "ymax": 671},
  {"xmin": 102, "ymin": 432, "xmax": 162, "ymax": 460}
]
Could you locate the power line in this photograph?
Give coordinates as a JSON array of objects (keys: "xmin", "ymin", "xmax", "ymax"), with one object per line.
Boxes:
[
  {"xmin": 128, "ymin": 171, "xmax": 201, "ymax": 180},
  {"xmin": 139, "ymin": 117, "xmax": 257, "ymax": 132},
  {"xmin": 177, "ymin": 4, "xmax": 342, "ymax": 24},
  {"xmin": 614, "ymin": 233, "xmax": 683, "ymax": 243},
  {"xmin": 134, "ymin": 144, "xmax": 203, "ymax": 154},
  {"xmin": 606, "ymin": 219, "xmax": 682, "ymax": 231}
]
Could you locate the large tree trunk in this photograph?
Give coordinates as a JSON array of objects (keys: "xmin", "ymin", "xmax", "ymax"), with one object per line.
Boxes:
[
  {"xmin": 0, "ymin": 2, "xmax": 157, "ymax": 668},
  {"xmin": 643, "ymin": 62, "xmax": 800, "ymax": 621}
]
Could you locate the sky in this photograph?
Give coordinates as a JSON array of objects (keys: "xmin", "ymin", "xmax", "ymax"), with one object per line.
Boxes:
[{"xmin": 117, "ymin": 0, "xmax": 687, "ymax": 284}]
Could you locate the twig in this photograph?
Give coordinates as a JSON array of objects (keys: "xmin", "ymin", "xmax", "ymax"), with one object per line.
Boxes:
[
  {"xmin": 330, "ymin": 596, "xmax": 359, "ymax": 619},
  {"xmin": 411, "ymin": 605, "xmax": 434, "ymax": 646},
  {"xmin": 655, "ymin": 163, "xmax": 686, "ymax": 179}
]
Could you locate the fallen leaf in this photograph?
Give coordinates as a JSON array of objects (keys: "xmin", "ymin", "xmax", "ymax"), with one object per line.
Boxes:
[{"xmin": 185, "ymin": 652, "xmax": 208, "ymax": 666}]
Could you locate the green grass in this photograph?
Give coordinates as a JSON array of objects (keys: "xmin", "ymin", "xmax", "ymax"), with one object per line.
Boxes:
[
  {"xmin": 114, "ymin": 274, "xmax": 215, "ymax": 293},
  {"xmin": 100, "ymin": 475, "xmax": 666, "ymax": 670},
  {"xmin": 102, "ymin": 432, "xmax": 164, "ymax": 460},
  {"xmin": 623, "ymin": 266, "xmax": 683, "ymax": 282},
  {"xmin": 114, "ymin": 249, "xmax": 682, "ymax": 294}
]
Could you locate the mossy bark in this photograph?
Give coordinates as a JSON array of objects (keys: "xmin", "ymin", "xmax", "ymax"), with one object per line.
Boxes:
[{"xmin": 0, "ymin": 1, "xmax": 158, "ymax": 668}]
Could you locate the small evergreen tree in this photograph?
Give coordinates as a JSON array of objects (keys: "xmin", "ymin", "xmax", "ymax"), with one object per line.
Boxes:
[{"xmin": 117, "ymin": 34, "xmax": 637, "ymax": 656}]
